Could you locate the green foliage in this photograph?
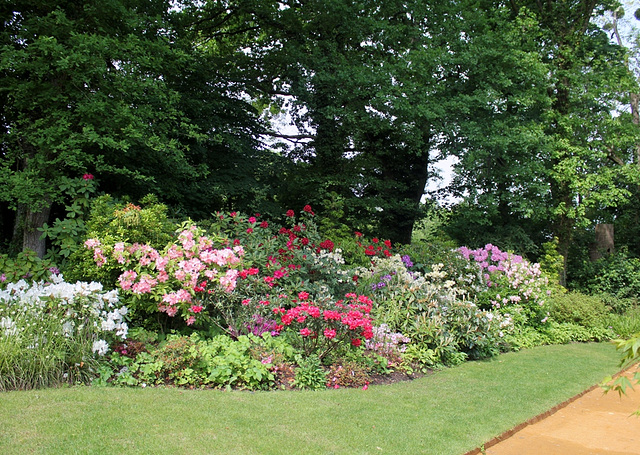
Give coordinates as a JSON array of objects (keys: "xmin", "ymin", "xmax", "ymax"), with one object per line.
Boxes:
[
  {"xmin": 505, "ymin": 322, "xmax": 614, "ymax": 350},
  {"xmin": 605, "ymin": 307, "xmax": 640, "ymax": 338},
  {"xmin": 538, "ymin": 237, "xmax": 565, "ymax": 287},
  {"xmin": 292, "ymin": 354, "xmax": 328, "ymax": 391},
  {"xmin": 64, "ymin": 194, "xmax": 176, "ymax": 289},
  {"xmin": 0, "ymin": 1, "xmax": 202, "ymax": 228},
  {"xmin": 39, "ymin": 175, "xmax": 98, "ymax": 263},
  {"xmin": 601, "ymin": 333, "xmax": 640, "ymax": 413},
  {"xmin": 98, "ymin": 332, "xmax": 295, "ymax": 390},
  {"xmin": 549, "ymin": 292, "xmax": 610, "ymax": 329},
  {"xmin": 0, "ymin": 249, "xmax": 57, "ymax": 288},
  {"xmin": 571, "ymin": 250, "xmax": 640, "ymax": 300}
]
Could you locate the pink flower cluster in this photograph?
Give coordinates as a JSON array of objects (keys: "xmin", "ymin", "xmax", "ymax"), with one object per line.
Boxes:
[
  {"xmin": 458, "ymin": 244, "xmax": 550, "ymax": 322},
  {"xmin": 85, "ymin": 226, "xmax": 244, "ymax": 325}
]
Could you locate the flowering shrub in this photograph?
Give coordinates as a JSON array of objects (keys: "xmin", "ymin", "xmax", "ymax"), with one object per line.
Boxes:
[
  {"xmin": 458, "ymin": 244, "xmax": 552, "ymax": 326},
  {"xmin": 365, "ymin": 324, "xmax": 410, "ymax": 366},
  {"xmin": 198, "ymin": 208, "xmax": 359, "ymax": 336},
  {"xmin": 362, "ymin": 254, "xmax": 511, "ymax": 365},
  {"xmin": 0, "ymin": 275, "xmax": 127, "ymax": 390},
  {"xmin": 85, "ymin": 223, "xmax": 243, "ymax": 326},
  {"xmin": 278, "ymin": 292, "xmax": 375, "ymax": 359}
]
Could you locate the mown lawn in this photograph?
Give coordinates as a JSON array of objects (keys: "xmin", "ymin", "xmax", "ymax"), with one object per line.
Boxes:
[{"xmin": 0, "ymin": 342, "xmax": 621, "ymax": 455}]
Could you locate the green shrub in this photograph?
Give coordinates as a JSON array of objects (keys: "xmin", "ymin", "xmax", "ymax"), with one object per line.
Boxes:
[
  {"xmin": 64, "ymin": 194, "xmax": 176, "ymax": 288},
  {"xmin": 549, "ymin": 292, "xmax": 610, "ymax": 328},
  {"xmin": 605, "ymin": 307, "xmax": 640, "ymax": 338},
  {"xmin": 97, "ymin": 332, "xmax": 295, "ymax": 390},
  {"xmin": 598, "ymin": 293, "xmax": 637, "ymax": 315},
  {"xmin": 504, "ymin": 321, "xmax": 614, "ymax": 350},
  {"xmin": 292, "ymin": 354, "xmax": 327, "ymax": 390},
  {"xmin": 571, "ymin": 249, "xmax": 640, "ymax": 300},
  {"xmin": 0, "ymin": 249, "xmax": 58, "ymax": 289}
]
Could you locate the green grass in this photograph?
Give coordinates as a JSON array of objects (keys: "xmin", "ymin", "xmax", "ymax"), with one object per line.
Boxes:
[{"xmin": 0, "ymin": 342, "xmax": 622, "ymax": 455}]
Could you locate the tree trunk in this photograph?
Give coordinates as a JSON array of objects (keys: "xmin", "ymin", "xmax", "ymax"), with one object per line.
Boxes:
[{"xmin": 21, "ymin": 201, "xmax": 51, "ymax": 258}]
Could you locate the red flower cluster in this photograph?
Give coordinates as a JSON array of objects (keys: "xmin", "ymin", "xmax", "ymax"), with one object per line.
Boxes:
[
  {"xmin": 278, "ymin": 293, "xmax": 374, "ymax": 357},
  {"xmin": 319, "ymin": 239, "xmax": 335, "ymax": 251},
  {"xmin": 356, "ymin": 233, "xmax": 392, "ymax": 258}
]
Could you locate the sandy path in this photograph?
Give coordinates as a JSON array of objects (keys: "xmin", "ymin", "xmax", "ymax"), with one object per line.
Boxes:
[{"xmin": 465, "ymin": 366, "xmax": 640, "ymax": 455}]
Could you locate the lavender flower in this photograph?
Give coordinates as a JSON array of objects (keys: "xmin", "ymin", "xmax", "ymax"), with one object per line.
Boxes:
[{"xmin": 401, "ymin": 255, "xmax": 414, "ymax": 268}]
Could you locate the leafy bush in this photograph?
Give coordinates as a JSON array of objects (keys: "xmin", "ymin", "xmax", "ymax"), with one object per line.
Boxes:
[
  {"xmin": 0, "ymin": 249, "xmax": 58, "ymax": 289},
  {"xmin": 98, "ymin": 332, "xmax": 295, "ymax": 390},
  {"xmin": 571, "ymin": 249, "xmax": 640, "ymax": 300},
  {"xmin": 362, "ymin": 254, "xmax": 510, "ymax": 366},
  {"xmin": 292, "ymin": 354, "xmax": 327, "ymax": 390},
  {"xmin": 504, "ymin": 322, "xmax": 614, "ymax": 350},
  {"xmin": 549, "ymin": 292, "xmax": 610, "ymax": 328},
  {"xmin": 0, "ymin": 275, "xmax": 128, "ymax": 390},
  {"xmin": 64, "ymin": 194, "xmax": 176, "ymax": 288}
]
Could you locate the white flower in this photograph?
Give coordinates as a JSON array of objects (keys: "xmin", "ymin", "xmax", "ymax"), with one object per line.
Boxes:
[
  {"xmin": 62, "ymin": 320, "xmax": 74, "ymax": 337},
  {"xmin": 0, "ymin": 316, "xmax": 17, "ymax": 336},
  {"xmin": 101, "ymin": 318, "xmax": 116, "ymax": 331},
  {"xmin": 115, "ymin": 322, "xmax": 128, "ymax": 339},
  {"xmin": 92, "ymin": 339, "xmax": 109, "ymax": 356}
]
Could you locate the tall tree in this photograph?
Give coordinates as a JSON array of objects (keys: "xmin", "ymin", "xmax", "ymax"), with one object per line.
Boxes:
[
  {"xmin": 448, "ymin": 0, "xmax": 639, "ymax": 281},
  {"xmin": 507, "ymin": 0, "xmax": 639, "ymax": 282},
  {"xmin": 246, "ymin": 0, "xmax": 477, "ymax": 243},
  {"xmin": 0, "ymin": 0, "xmax": 200, "ymax": 255}
]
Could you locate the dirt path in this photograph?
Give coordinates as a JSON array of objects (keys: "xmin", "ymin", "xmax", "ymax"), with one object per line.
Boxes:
[{"xmin": 466, "ymin": 366, "xmax": 640, "ymax": 455}]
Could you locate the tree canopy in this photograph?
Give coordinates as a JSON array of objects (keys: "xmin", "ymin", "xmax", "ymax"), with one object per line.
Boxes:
[{"xmin": 1, "ymin": 0, "xmax": 639, "ymax": 282}]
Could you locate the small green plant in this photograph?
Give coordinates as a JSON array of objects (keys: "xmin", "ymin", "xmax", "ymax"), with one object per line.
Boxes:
[{"xmin": 293, "ymin": 354, "xmax": 327, "ymax": 390}]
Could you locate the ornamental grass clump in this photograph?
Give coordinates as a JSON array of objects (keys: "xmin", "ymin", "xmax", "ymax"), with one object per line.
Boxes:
[{"xmin": 0, "ymin": 275, "xmax": 128, "ymax": 390}]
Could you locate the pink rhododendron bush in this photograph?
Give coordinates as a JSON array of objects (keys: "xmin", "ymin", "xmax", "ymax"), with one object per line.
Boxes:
[
  {"xmin": 1, "ymin": 203, "xmax": 612, "ymax": 391},
  {"xmin": 458, "ymin": 244, "xmax": 552, "ymax": 326}
]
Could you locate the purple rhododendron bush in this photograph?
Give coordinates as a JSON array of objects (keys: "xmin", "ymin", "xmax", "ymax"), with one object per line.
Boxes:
[{"xmin": 0, "ymin": 202, "xmax": 615, "ymax": 391}]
